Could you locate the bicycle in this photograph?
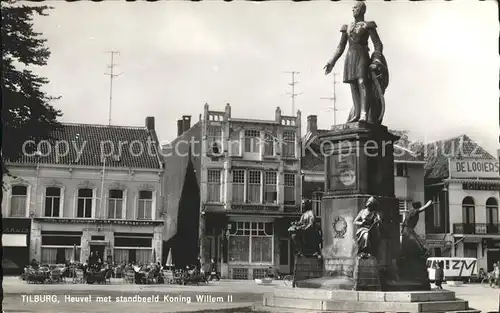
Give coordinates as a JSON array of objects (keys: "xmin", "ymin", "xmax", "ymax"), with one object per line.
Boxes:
[{"xmin": 481, "ymin": 272, "xmax": 498, "ymax": 288}]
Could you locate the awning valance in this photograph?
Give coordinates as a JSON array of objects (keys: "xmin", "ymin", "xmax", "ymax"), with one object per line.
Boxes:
[{"xmin": 446, "ymin": 178, "xmax": 500, "ymax": 185}]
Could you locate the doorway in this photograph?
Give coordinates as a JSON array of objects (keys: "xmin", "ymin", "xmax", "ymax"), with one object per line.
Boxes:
[
  {"xmin": 90, "ymin": 245, "xmax": 105, "ymax": 264},
  {"xmin": 487, "ymin": 250, "xmax": 500, "ymax": 272},
  {"xmin": 279, "ymin": 239, "xmax": 291, "ymax": 274},
  {"xmin": 206, "ymin": 236, "xmax": 219, "ymax": 271}
]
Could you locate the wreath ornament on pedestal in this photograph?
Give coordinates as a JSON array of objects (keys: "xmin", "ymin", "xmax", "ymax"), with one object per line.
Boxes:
[{"xmin": 332, "ymin": 216, "xmax": 348, "ymax": 238}]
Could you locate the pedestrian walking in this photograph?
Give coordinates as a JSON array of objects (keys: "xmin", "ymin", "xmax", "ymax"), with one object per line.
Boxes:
[{"xmin": 435, "ymin": 261, "xmax": 444, "ymax": 289}]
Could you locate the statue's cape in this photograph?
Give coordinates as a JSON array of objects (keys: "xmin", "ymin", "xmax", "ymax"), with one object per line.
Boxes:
[
  {"xmin": 370, "ymin": 51, "xmax": 389, "ymax": 92},
  {"xmin": 368, "ymin": 51, "xmax": 389, "ymax": 124}
]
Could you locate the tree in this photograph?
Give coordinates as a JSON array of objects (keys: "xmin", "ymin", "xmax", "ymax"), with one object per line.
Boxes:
[
  {"xmin": 390, "ymin": 129, "xmax": 410, "ymax": 147},
  {"xmin": 1, "ymin": 1, "xmax": 62, "ymax": 182},
  {"xmin": 390, "ymin": 129, "xmax": 424, "ymax": 155}
]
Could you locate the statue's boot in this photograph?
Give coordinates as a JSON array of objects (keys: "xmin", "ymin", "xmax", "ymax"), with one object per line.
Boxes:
[{"xmin": 358, "ymin": 81, "xmax": 368, "ymax": 122}]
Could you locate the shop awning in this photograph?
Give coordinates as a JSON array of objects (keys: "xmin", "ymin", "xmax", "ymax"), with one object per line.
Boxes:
[
  {"xmin": 2, "ymin": 234, "xmax": 27, "ymax": 247},
  {"xmin": 445, "ymin": 178, "xmax": 500, "ymax": 185}
]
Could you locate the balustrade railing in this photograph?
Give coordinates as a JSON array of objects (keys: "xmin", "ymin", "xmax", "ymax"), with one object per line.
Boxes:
[{"xmin": 453, "ymin": 223, "xmax": 499, "ymax": 235}]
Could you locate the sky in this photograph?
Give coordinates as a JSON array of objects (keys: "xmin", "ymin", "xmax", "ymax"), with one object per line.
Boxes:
[{"xmin": 31, "ymin": 0, "xmax": 499, "ymax": 155}]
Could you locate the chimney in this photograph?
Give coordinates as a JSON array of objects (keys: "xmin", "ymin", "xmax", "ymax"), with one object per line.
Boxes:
[
  {"xmin": 177, "ymin": 120, "xmax": 183, "ymax": 137},
  {"xmin": 182, "ymin": 115, "xmax": 191, "ymax": 133},
  {"xmin": 145, "ymin": 116, "xmax": 155, "ymax": 130},
  {"xmin": 307, "ymin": 115, "xmax": 318, "ymax": 135}
]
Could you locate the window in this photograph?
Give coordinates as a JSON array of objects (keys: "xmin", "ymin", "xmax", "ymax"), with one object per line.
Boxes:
[
  {"xmin": 248, "ymin": 170, "xmax": 261, "ymax": 203},
  {"xmin": 395, "ymin": 163, "xmax": 408, "ymax": 177},
  {"xmin": 244, "ymin": 130, "xmax": 260, "ymax": 153},
  {"xmin": 464, "ymin": 243, "xmax": 477, "ymax": 258},
  {"xmin": 399, "ymin": 199, "xmax": 410, "ymax": 224},
  {"xmin": 44, "ymin": 187, "xmax": 61, "ymax": 217},
  {"xmin": 138, "ymin": 190, "xmax": 153, "ymax": 220},
  {"xmin": 108, "ymin": 189, "xmax": 123, "ymax": 219},
  {"xmin": 77, "ymin": 188, "xmax": 93, "ymax": 218},
  {"xmin": 282, "ymin": 131, "xmax": 295, "ymax": 157},
  {"xmin": 228, "ymin": 221, "xmax": 273, "ymax": 264},
  {"xmin": 486, "ymin": 198, "xmax": 499, "ymax": 224},
  {"xmin": 312, "ymin": 192, "xmax": 323, "ymax": 217},
  {"xmin": 10, "ymin": 185, "xmax": 27, "ymax": 217},
  {"xmin": 264, "ymin": 172, "xmax": 277, "ymax": 204},
  {"xmin": 433, "ymin": 195, "xmax": 441, "ymax": 228},
  {"xmin": 207, "ymin": 169, "xmax": 222, "ymax": 202},
  {"xmin": 207, "ymin": 126, "xmax": 222, "ymax": 155},
  {"xmin": 462, "ymin": 196, "xmax": 475, "ymax": 224},
  {"xmin": 228, "ymin": 129, "xmax": 241, "ymax": 156},
  {"xmin": 284, "ymin": 173, "xmax": 295, "ymax": 205},
  {"xmin": 263, "ymin": 133, "xmax": 275, "ymax": 156},
  {"xmin": 232, "ymin": 170, "xmax": 245, "ymax": 203},
  {"xmin": 41, "ymin": 247, "xmax": 81, "ymax": 264}
]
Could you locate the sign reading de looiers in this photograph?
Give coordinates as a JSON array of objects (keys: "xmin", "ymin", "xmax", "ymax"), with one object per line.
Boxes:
[{"xmin": 450, "ymin": 159, "xmax": 500, "ymax": 179}]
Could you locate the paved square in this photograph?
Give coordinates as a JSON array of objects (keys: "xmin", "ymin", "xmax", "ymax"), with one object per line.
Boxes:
[{"xmin": 3, "ymin": 277, "xmax": 499, "ymax": 313}]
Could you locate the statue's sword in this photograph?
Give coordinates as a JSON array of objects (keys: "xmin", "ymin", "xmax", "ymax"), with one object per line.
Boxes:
[{"xmin": 370, "ymin": 69, "xmax": 385, "ymax": 124}]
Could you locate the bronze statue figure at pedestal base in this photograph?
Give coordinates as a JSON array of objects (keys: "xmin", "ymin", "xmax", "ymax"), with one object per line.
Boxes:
[
  {"xmin": 289, "ymin": 209, "xmax": 322, "ymax": 257},
  {"xmin": 397, "ymin": 200, "xmax": 433, "ymax": 290},
  {"xmin": 354, "ymin": 196, "xmax": 382, "ymax": 259}
]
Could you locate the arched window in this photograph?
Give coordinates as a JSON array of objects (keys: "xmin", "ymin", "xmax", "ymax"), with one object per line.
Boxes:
[
  {"xmin": 462, "ymin": 197, "xmax": 475, "ymax": 223},
  {"xmin": 10, "ymin": 185, "xmax": 28, "ymax": 217},
  {"xmin": 486, "ymin": 198, "xmax": 499, "ymax": 233}
]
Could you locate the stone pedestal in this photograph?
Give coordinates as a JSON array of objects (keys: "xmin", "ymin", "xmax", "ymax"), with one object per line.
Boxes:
[
  {"xmin": 318, "ymin": 122, "xmax": 400, "ymax": 291},
  {"xmin": 294, "ymin": 256, "xmax": 323, "ymax": 287},
  {"xmin": 256, "ymin": 288, "xmax": 480, "ymax": 313},
  {"xmin": 353, "ymin": 256, "xmax": 381, "ymax": 291}
]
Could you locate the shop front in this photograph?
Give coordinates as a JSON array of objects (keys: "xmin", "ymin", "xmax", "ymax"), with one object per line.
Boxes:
[
  {"xmin": 2, "ymin": 218, "xmax": 31, "ymax": 275},
  {"xmin": 32, "ymin": 218, "xmax": 163, "ymax": 265},
  {"xmin": 483, "ymin": 238, "xmax": 500, "ymax": 272}
]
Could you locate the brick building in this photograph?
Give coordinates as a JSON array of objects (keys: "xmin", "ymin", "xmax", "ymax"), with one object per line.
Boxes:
[
  {"xmin": 163, "ymin": 104, "xmax": 302, "ymax": 278},
  {"xmin": 2, "ymin": 117, "xmax": 164, "ymax": 270}
]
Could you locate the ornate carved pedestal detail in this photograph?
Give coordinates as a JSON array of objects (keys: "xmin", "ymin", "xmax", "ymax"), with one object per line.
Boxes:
[{"xmin": 353, "ymin": 256, "xmax": 381, "ymax": 291}]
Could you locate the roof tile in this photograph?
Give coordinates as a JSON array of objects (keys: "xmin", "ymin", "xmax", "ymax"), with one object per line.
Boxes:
[
  {"xmin": 423, "ymin": 134, "xmax": 496, "ymax": 180},
  {"xmin": 6, "ymin": 123, "xmax": 162, "ymax": 169}
]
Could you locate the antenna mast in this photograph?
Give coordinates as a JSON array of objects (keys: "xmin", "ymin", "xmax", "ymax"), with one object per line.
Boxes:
[
  {"xmin": 320, "ymin": 73, "xmax": 340, "ymax": 126},
  {"xmin": 105, "ymin": 51, "xmax": 121, "ymax": 125},
  {"xmin": 284, "ymin": 71, "xmax": 303, "ymax": 116}
]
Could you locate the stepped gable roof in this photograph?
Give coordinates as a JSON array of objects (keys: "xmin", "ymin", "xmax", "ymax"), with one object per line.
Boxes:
[
  {"xmin": 423, "ymin": 134, "xmax": 496, "ymax": 180},
  {"xmin": 7, "ymin": 123, "xmax": 163, "ymax": 169}
]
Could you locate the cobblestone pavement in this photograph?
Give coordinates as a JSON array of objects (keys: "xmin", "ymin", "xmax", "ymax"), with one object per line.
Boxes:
[{"xmin": 3, "ymin": 277, "xmax": 499, "ymax": 313}]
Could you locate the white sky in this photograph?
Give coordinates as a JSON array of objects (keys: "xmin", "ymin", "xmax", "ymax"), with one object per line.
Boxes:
[{"xmin": 32, "ymin": 0, "xmax": 499, "ymax": 154}]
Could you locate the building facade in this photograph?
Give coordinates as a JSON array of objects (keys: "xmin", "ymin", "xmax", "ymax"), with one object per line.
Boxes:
[
  {"xmin": 164, "ymin": 104, "xmax": 302, "ymax": 278},
  {"xmin": 424, "ymin": 135, "xmax": 500, "ymax": 272},
  {"xmin": 301, "ymin": 115, "xmax": 427, "ymax": 237},
  {"xmin": 2, "ymin": 117, "xmax": 164, "ymax": 267}
]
